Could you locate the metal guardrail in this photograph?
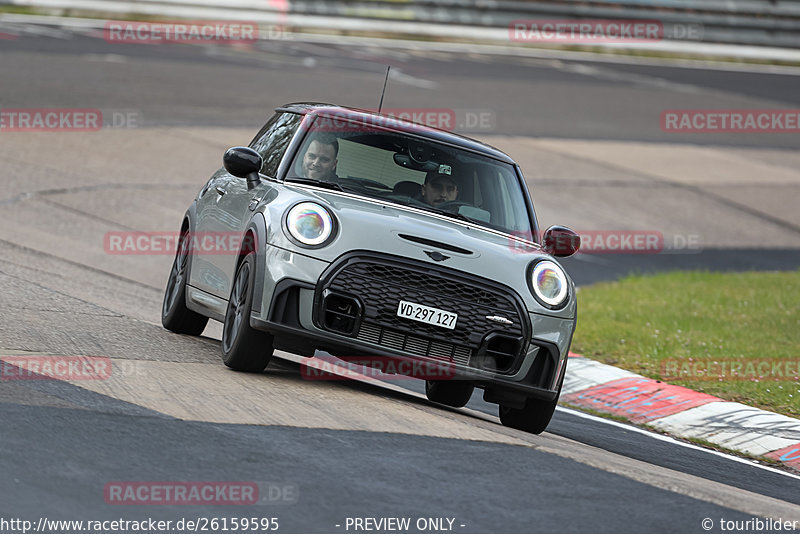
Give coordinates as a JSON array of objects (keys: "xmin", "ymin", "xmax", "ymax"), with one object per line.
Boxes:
[
  {"xmin": 4, "ymin": 0, "xmax": 800, "ymax": 48},
  {"xmin": 285, "ymin": 0, "xmax": 800, "ymax": 48}
]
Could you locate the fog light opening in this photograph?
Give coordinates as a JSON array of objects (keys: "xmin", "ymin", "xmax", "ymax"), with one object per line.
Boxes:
[
  {"xmin": 322, "ymin": 294, "xmax": 361, "ymax": 335},
  {"xmin": 475, "ymin": 334, "xmax": 521, "ymax": 373}
]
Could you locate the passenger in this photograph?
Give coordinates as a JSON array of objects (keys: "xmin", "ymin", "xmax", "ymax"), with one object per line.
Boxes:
[
  {"xmin": 301, "ymin": 133, "xmax": 339, "ymax": 181},
  {"xmin": 421, "ymin": 165, "xmax": 458, "ymax": 206}
]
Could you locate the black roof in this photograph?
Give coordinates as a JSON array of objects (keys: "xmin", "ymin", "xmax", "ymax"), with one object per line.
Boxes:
[{"xmin": 276, "ymin": 102, "xmax": 515, "ymax": 165}]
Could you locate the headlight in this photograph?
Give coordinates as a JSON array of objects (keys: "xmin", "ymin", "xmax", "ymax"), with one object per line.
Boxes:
[
  {"xmin": 285, "ymin": 202, "xmax": 335, "ymax": 247},
  {"xmin": 530, "ymin": 260, "xmax": 568, "ymax": 308}
]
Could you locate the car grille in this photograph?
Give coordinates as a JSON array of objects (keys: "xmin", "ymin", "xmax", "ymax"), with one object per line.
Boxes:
[
  {"xmin": 319, "ymin": 254, "xmax": 528, "ymax": 373},
  {"xmin": 356, "ymin": 323, "xmax": 473, "ymax": 366}
]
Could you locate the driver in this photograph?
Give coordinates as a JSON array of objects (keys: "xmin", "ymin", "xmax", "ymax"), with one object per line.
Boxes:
[
  {"xmin": 301, "ymin": 133, "xmax": 339, "ymax": 180},
  {"xmin": 421, "ymin": 165, "xmax": 458, "ymax": 206}
]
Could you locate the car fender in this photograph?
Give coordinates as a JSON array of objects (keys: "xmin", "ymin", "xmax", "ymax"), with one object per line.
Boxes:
[
  {"xmin": 182, "ymin": 201, "xmax": 198, "ymax": 308},
  {"xmin": 244, "ymin": 211, "xmax": 269, "ymax": 320}
]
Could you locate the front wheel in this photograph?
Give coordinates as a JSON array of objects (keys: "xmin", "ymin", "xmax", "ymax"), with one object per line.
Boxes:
[
  {"xmin": 499, "ymin": 360, "xmax": 566, "ymax": 434},
  {"xmin": 425, "ymin": 380, "xmax": 474, "ymax": 408},
  {"xmin": 498, "ymin": 395, "xmax": 559, "ymax": 435},
  {"xmin": 221, "ymin": 252, "xmax": 274, "ymax": 372},
  {"xmin": 162, "ymin": 229, "xmax": 209, "ymax": 335}
]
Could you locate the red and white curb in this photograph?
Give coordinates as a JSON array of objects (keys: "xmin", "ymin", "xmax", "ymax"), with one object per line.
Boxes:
[{"xmin": 562, "ymin": 353, "xmax": 800, "ymax": 472}]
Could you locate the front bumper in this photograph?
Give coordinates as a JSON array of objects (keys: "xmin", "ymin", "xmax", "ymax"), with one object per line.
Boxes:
[{"xmin": 252, "ymin": 248, "xmax": 575, "ymax": 402}]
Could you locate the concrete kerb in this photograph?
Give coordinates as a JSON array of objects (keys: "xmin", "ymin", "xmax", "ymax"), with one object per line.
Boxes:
[{"xmin": 562, "ymin": 353, "xmax": 800, "ymax": 473}]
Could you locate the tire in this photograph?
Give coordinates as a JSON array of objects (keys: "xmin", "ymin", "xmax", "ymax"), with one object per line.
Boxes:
[
  {"xmin": 498, "ymin": 396, "xmax": 559, "ymax": 435},
  {"xmin": 425, "ymin": 380, "xmax": 474, "ymax": 408},
  {"xmin": 162, "ymin": 229, "xmax": 209, "ymax": 335},
  {"xmin": 221, "ymin": 252, "xmax": 274, "ymax": 372},
  {"xmin": 498, "ymin": 360, "xmax": 567, "ymax": 434}
]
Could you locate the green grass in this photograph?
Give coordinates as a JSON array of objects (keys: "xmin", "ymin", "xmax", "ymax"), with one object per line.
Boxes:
[
  {"xmin": 0, "ymin": 5, "xmax": 168, "ymax": 21},
  {"xmin": 572, "ymin": 270, "xmax": 800, "ymax": 417},
  {"xmin": 0, "ymin": 5, "xmax": 40, "ymax": 15}
]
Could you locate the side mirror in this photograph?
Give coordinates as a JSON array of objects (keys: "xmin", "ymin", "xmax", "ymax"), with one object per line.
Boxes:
[
  {"xmin": 542, "ymin": 225, "xmax": 580, "ymax": 258},
  {"xmin": 223, "ymin": 146, "xmax": 262, "ymax": 189}
]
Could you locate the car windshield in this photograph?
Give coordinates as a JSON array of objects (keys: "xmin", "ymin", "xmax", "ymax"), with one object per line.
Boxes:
[{"xmin": 286, "ymin": 116, "xmax": 534, "ymax": 237}]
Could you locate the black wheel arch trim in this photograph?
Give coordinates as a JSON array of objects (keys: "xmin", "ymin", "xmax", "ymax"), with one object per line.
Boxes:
[
  {"xmin": 245, "ymin": 212, "xmax": 269, "ymax": 320},
  {"xmin": 181, "ymin": 201, "xmax": 198, "ymax": 310}
]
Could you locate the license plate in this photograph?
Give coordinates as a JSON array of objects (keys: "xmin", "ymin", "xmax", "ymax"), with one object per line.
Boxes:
[{"xmin": 397, "ymin": 300, "xmax": 458, "ymax": 330}]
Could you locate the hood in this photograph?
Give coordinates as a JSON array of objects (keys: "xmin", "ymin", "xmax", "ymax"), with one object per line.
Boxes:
[{"xmin": 265, "ymin": 185, "xmax": 575, "ymax": 318}]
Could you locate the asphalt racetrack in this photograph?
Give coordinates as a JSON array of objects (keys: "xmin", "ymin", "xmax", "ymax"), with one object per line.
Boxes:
[{"xmin": 1, "ymin": 21, "xmax": 800, "ymax": 533}]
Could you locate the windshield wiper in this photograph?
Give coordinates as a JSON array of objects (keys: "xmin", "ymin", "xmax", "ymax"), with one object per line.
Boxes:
[{"xmin": 284, "ymin": 177, "xmax": 344, "ymax": 192}]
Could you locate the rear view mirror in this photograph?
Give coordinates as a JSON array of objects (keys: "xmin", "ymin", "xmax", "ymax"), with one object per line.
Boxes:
[
  {"xmin": 542, "ymin": 225, "xmax": 580, "ymax": 257},
  {"xmin": 393, "ymin": 153, "xmax": 438, "ymax": 172},
  {"xmin": 223, "ymin": 146, "xmax": 262, "ymax": 189}
]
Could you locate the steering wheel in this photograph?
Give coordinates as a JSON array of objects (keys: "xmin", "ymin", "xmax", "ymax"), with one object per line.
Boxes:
[
  {"xmin": 400, "ymin": 197, "xmax": 429, "ymax": 208},
  {"xmin": 341, "ymin": 176, "xmax": 393, "ymax": 192},
  {"xmin": 435, "ymin": 200, "xmax": 472, "ymax": 213}
]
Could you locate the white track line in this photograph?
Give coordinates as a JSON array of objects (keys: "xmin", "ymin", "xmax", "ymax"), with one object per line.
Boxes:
[
  {"xmin": 556, "ymin": 405, "xmax": 800, "ymax": 481},
  {"xmin": 282, "ymin": 352, "xmax": 800, "ymax": 480}
]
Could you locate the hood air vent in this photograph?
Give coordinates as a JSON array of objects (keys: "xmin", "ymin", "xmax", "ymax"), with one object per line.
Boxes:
[{"xmin": 398, "ymin": 234, "xmax": 473, "ymax": 255}]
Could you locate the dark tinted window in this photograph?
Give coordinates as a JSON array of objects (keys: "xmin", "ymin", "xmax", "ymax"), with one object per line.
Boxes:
[
  {"xmin": 287, "ymin": 117, "xmax": 533, "ymax": 237},
  {"xmin": 250, "ymin": 112, "xmax": 302, "ymax": 177}
]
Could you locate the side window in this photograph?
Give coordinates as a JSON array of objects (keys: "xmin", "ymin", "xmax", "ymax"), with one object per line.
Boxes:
[{"xmin": 250, "ymin": 112, "xmax": 303, "ymax": 177}]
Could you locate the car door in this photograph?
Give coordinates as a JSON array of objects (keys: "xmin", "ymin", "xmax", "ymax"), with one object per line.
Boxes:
[{"xmin": 191, "ymin": 111, "xmax": 303, "ymax": 298}]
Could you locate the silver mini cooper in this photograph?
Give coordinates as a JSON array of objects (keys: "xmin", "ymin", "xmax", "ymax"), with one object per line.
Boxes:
[{"xmin": 162, "ymin": 103, "xmax": 580, "ymax": 434}]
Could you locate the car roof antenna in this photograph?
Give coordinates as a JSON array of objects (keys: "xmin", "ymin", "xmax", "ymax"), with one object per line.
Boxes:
[{"xmin": 378, "ymin": 65, "xmax": 390, "ymax": 114}]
